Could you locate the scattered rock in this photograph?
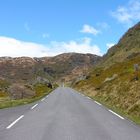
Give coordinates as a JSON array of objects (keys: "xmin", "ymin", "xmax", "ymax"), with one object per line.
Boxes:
[
  {"xmin": 8, "ymin": 84, "xmax": 35, "ymax": 100},
  {"xmin": 95, "ymin": 73, "xmax": 100, "ymax": 77},
  {"xmin": 104, "ymin": 74, "xmax": 118, "ymax": 83}
]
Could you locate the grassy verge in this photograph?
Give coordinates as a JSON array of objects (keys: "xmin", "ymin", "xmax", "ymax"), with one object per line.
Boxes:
[
  {"xmin": 91, "ymin": 97, "xmax": 140, "ymax": 124},
  {"xmin": 73, "ymin": 56, "xmax": 140, "ymax": 125},
  {"xmin": 0, "ymin": 84, "xmax": 55, "ymax": 109},
  {"xmin": 78, "ymin": 90, "xmax": 140, "ymax": 125},
  {"xmin": 92, "ymin": 96, "xmax": 140, "ymax": 125}
]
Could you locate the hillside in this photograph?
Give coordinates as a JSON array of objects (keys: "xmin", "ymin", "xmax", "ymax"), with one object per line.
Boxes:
[
  {"xmin": 99, "ymin": 22, "xmax": 140, "ymax": 67},
  {"xmin": 0, "ymin": 53, "xmax": 100, "ymax": 83},
  {"xmin": 73, "ymin": 22, "xmax": 140, "ymax": 124},
  {"xmin": 41, "ymin": 53, "xmax": 101, "ymax": 83},
  {"xmin": 0, "ymin": 53, "xmax": 100, "ymax": 100}
]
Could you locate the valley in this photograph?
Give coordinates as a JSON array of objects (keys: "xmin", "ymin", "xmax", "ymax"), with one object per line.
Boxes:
[{"xmin": 0, "ymin": 22, "xmax": 140, "ymax": 125}]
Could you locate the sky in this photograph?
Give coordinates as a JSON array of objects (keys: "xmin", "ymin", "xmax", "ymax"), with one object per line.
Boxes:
[{"xmin": 0, "ymin": 0, "xmax": 140, "ymax": 57}]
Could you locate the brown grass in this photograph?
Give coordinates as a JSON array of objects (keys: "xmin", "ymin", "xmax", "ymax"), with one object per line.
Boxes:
[{"xmin": 74, "ymin": 55, "xmax": 140, "ymax": 124}]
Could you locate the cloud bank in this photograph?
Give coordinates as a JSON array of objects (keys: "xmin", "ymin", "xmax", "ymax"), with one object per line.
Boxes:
[
  {"xmin": 0, "ymin": 36, "xmax": 102, "ymax": 57},
  {"xmin": 111, "ymin": 0, "xmax": 140, "ymax": 26}
]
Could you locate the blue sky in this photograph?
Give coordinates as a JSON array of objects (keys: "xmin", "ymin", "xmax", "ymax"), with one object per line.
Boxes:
[{"xmin": 0, "ymin": 0, "xmax": 140, "ymax": 57}]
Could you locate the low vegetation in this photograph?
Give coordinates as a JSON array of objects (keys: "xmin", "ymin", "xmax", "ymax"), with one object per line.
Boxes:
[
  {"xmin": 0, "ymin": 83, "xmax": 54, "ymax": 109},
  {"xmin": 73, "ymin": 55, "xmax": 140, "ymax": 124},
  {"xmin": 73, "ymin": 22, "xmax": 140, "ymax": 124}
]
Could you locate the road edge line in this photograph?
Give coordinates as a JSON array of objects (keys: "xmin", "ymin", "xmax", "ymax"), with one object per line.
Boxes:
[
  {"xmin": 109, "ymin": 110, "xmax": 124, "ymax": 120},
  {"xmin": 41, "ymin": 98, "xmax": 45, "ymax": 102},
  {"xmin": 94, "ymin": 101, "xmax": 102, "ymax": 106}
]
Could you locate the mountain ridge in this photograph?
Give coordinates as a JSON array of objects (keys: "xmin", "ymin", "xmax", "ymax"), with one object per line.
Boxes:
[
  {"xmin": 99, "ymin": 22, "xmax": 140, "ymax": 68},
  {"xmin": 0, "ymin": 52, "xmax": 101, "ymax": 84}
]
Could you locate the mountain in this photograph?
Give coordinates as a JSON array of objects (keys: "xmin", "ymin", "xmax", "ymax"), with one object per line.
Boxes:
[
  {"xmin": 40, "ymin": 53, "xmax": 101, "ymax": 83},
  {"xmin": 73, "ymin": 22, "xmax": 140, "ymax": 124},
  {"xmin": 0, "ymin": 53, "xmax": 100, "ymax": 84},
  {"xmin": 0, "ymin": 53, "xmax": 101, "ymax": 100},
  {"xmin": 0, "ymin": 57, "xmax": 37, "ymax": 82},
  {"xmin": 100, "ymin": 22, "xmax": 140, "ymax": 67}
]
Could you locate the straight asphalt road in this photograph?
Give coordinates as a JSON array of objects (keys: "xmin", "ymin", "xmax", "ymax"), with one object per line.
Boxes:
[{"xmin": 0, "ymin": 87, "xmax": 140, "ymax": 140}]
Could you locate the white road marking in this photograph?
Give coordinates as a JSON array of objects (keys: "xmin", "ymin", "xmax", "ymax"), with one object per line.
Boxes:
[
  {"xmin": 94, "ymin": 101, "xmax": 102, "ymax": 106},
  {"xmin": 31, "ymin": 104, "xmax": 38, "ymax": 110},
  {"xmin": 87, "ymin": 97, "xmax": 91, "ymax": 100},
  {"xmin": 6, "ymin": 115, "xmax": 24, "ymax": 129},
  {"xmin": 41, "ymin": 98, "xmax": 45, "ymax": 101},
  {"xmin": 109, "ymin": 110, "xmax": 124, "ymax": 120}
]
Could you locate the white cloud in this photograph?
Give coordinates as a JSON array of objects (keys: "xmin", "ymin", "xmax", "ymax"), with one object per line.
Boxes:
[
  {"xmin": 111, "ymin": 0, "xmax": 140, "ymax": 26},
  {"xmin": 80, "ymin": 24, "xmax": 100, "ymax": 35},
  {"xmin": 0, "ymin": 37, "xmax": 50, "ymax": 57},
  {"xmin": 106, "ymin": 43, "xmax": 115, "ymax": 49},
  {"xmin": 0, "ymin": 36, "xmax": 102, "ymax": 57},
  {"xmin": 48, "ymin": 37, "xmax": 102, "ymax": 56}
]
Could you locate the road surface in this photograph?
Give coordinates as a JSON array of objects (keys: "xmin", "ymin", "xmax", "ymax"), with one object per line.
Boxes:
[{"xmin": 0, "ymin": 87, "xmax": 140, "ymax": 140}]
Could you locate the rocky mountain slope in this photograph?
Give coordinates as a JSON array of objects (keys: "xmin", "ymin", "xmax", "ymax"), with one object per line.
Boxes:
[
  {"xmin": 0, "ymin": 53, "xmax": 101, "ymax": 100},
  {"xmin": 73, "ymin": 22, "xmax": 140, "ymax": 124},
  {"xmin": 99, "ymin": 22, "xmax": 140, "ymax": 67},
  {"xmin": 0, "ymin": 53, "xmax": 101, "ymax": 83},
  {"xmin": 41, "ymin": 53, "xmax": 101, "ymax": 83}
]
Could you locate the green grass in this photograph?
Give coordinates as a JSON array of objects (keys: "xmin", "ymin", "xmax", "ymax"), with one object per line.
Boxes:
[
  {"xmin": 0, "ymin": 84, "xmax": 54, "ymax": 109},
  {"xmin": 34, "ymin": 83, "xmax": 52, "ymax": 97}
]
